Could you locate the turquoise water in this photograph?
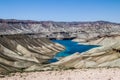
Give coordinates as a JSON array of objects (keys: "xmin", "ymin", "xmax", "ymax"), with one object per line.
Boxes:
[{"xmin": 49, "ymin": 40, "xmax": 99, "ymax": 62}]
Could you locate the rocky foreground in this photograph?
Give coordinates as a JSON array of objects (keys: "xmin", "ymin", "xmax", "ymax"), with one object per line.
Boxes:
[{"xmin": 1, "ymin": 68, "xmax": 120, "ymax": 80}]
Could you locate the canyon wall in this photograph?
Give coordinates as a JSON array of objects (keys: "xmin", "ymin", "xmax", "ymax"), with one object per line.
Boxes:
[
  {"xmin": 52, "ymin": 36, "xmax": 120, "ymax": 69},
  {"xmin": 0, "ymin": 19, "xmax": 120, "ymax": 39},
  {"xmin": 1, "ymin": 19, "xmax": 120, "ymax": 73},
  {"xmin": 0, "ymin": 35, "xmax": 65, "ymax": 73}
]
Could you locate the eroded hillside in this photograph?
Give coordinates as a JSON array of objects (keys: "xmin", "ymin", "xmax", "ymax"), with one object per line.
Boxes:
[
  {"xmin": 0, "ymin": 35, "xmax": 65, "ymax": 73},
  {"xmin": 0, "ymin": 19, "xmax": 120, "ymax": 39},
  {"xmin": 52, "ymin": 36, "xmax": 120, "ymax": 69},
  {"xmin": 1, "ymin": 19, "xmax": 120, "ymax": 73}
]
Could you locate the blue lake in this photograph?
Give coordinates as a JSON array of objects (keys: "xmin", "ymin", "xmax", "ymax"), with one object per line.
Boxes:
[{"xmin": 49, "ymin": 40, "xmax": 99, "ymax": 62}]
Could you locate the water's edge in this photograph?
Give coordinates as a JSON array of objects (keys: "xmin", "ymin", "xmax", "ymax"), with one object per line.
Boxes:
[{"xmin": 49, "ymin": 40, "xmax": 99, "ymax": 62}]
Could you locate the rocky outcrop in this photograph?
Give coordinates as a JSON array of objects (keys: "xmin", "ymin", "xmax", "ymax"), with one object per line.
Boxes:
[
  {"xmin": 1, "ymin": 19, "xmax": 120, "ymax": 73},
  {"xmin": 0, "ymin": 19, "xmax": 120, "ymax": 39},
  {"xmin": 0, "ymin": 35, "xmax": 65, "ymax": 73},
  {"xmin": 52, "ymin": 36, "xmax": 120, "ymax": 68},
  {"xmin": 73, "ymin": 35, "xmax": 120, "ymax": 46}
]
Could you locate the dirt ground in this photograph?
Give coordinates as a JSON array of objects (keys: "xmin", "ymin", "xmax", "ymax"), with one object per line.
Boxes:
[{"xmin": 1, "ymin": 68, "xmax": 120, "ymax": 80}]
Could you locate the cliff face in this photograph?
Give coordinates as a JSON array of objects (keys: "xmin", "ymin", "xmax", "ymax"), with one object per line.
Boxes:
[
  {"xmin": 1, "ymin": 19, "xmax": 120, "ymax": 73},
  {"xmin": 52, "ymin": 36, "xmax": 120, "ymax": 69},
  {"xmin": 73, "ymin": 35, "xmax": 120, "ymax": 45},
  {"xmin": 0, "ymin": 19, "xmax": 120, "ymax": 39},
  {"xmin": 0, "ymin": 35, "xmax": 65, "ymax": 73}
]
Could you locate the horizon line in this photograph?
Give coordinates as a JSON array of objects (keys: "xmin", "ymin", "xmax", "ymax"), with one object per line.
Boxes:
[{"xmin": 0, "ymin": 18, "xmax": 119, "ymax": 24}]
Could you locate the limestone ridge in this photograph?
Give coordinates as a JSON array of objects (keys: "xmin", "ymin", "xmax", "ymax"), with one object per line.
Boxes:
[
  {"xmin": 0, "ymin": 19, "xmax": 120, "ymax": 39},
  {"xmin": 0, "ymin": 35, "xmax": 65, "ymax": 73}
]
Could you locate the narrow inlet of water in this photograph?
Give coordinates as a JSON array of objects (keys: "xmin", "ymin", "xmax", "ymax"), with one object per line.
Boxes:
[{"xmin": 49, "ymin": 40, "xmax": 99, "ymax": 63}]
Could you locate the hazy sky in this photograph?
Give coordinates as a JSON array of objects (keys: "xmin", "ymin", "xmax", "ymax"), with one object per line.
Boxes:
[{"xmin": 0, "ymin": 0, "xmax": 120, "ymax": 22}]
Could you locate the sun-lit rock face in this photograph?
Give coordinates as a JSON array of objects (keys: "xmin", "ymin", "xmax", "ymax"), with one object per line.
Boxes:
[
  {"xmin": 1, "ymin": 19, "xmax": 120, "ymax": 73},
  {"xmin": 0, "ymin": 35, "xmax": 65, "ymax": 73},
  {"xmin": 0, "ymin": 19, "xmax": 120, "ymax": 39},
  {"xmin": 73, "ymin": 35, "xmax": 120, "ymax": 46},
  {"xmin": 52, "ymin": 36, "xmax": 120, "ymax": 68}
]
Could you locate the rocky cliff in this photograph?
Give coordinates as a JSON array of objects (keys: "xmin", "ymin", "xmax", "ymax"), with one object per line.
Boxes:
[
  {"xmin": 73, "ymin": 35, "xmax": 120, "ymax": 45},
  {"xmin": 0, "ymin": 35, "xmax": 65, "ymax": 73},
  {"xmin": 1, "ymin": 19, "xmax": 120, "ymax": 73},
  {"xmin": 0, "ymin": 19, "xmax": 120, "ymax": 39},
  {"xmin": 52, "ymin": 36, "xmax": 120, "ymax": 69}
]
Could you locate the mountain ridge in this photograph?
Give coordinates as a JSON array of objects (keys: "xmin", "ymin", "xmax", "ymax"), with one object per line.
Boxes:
[
  {"xmin": 0, "ymin": 18, "xmax": 120, "ymax": 40},
  {"xmin": 0, "ymin": 18, "xmax": 120, "ymax": 24}
]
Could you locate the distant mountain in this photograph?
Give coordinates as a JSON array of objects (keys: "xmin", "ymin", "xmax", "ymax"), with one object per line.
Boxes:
[{"xmin": 0, "ymin": 19, "xmax": 120, "ymax": 39}]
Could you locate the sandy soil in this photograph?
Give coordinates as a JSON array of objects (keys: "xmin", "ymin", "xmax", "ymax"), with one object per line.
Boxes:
[{"xmin": 1, "ymin": 68, "xmax": 120, "ymax": 80}]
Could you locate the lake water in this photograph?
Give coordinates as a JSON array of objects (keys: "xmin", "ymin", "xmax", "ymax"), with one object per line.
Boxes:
[{"xmin": 49, "ymin": 40, "xmax": 99, "ymax": 62}]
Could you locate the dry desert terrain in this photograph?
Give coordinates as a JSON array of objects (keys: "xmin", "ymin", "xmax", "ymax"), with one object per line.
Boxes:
[{"xmin": 1, "ymin": 68, "xmax": 120, "ymax": 80}]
